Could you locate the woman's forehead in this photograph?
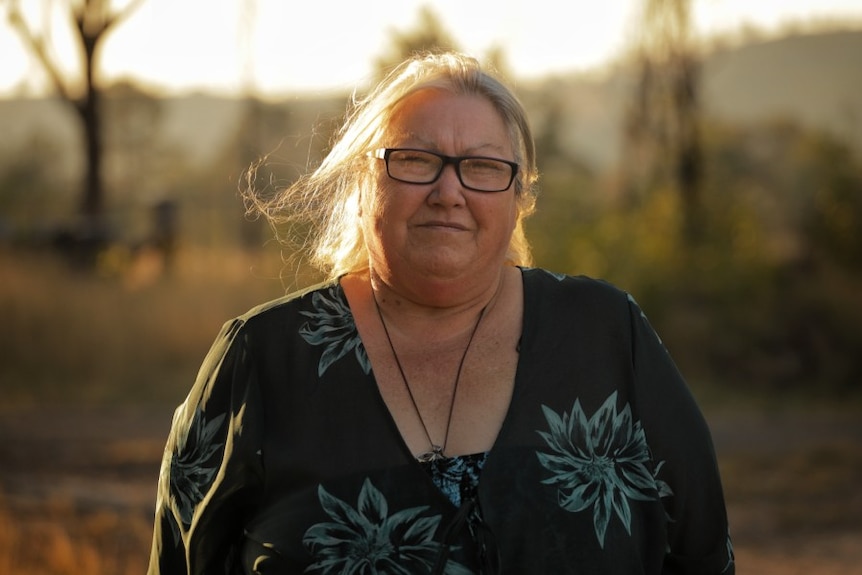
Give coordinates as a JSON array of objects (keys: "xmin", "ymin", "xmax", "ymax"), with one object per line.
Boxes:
[{"xmin": 383, "ymin": 90, "xmax": 512, "ymax": 152}]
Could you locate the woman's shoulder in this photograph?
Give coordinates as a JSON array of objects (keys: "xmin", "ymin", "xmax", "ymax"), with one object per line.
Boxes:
[
  {"xmin": 231, "ymin": 280, "xmax": 343, "ymax": 330},
  {"xmin": 520, "ymin": 266, "xmax": 628, "ymax": 303},
  {"xmin": 519, "ymin": 267, "xmax": 637, "ymax": 332}
]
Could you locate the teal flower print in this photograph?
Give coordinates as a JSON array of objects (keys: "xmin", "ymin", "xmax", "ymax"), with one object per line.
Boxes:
[
  {"xmin": 303, "ymin": 479, "xmax": 473, "ymax": 575},
  {"xmin": 722, "ymin": 534, "xmax": 735, "ymax": 573},
  {"xmin": 536, "ymin": 392, "xmax": 672, "ymax": 547},
  {"xmin": 543, "ymin": 269, "xmax": 567, "ymax": 281},
  {"xmin": 170, "ymin": 408, "xmax": 227, "ymax": 527},
  {"xmin": 299, "ymin": 286, "xmax": 371, "ymax": 376},
  {"xmin": 627, "ymin": 293, "xmax": 665, "ymax": 347}
]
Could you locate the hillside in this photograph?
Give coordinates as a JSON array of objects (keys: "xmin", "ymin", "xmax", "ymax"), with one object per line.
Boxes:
[
  {"xmin": 703, "ymin": 30, "xmax": 862, "ymax": 148},
  {"xmin": 0, "ymin": 29, "xmax": 859, "ymax": 181},
  {"xmin": 526, "ymin": 29, "xmax": 862, "ymax": 169}
]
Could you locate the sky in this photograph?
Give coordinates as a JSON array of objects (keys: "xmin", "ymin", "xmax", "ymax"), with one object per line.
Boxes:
[{"xmin": 1, "ymin": 0, "xmax": 861, "ymax": 98}]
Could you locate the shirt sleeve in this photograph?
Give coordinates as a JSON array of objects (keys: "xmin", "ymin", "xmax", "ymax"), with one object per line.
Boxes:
[
  {"xmin": 626, "ymin": 295, "xmax": 735, "ymax": 575},
  {"xmin": 147, "ymin": 318, "xmax": 265, "ymax": 575}
]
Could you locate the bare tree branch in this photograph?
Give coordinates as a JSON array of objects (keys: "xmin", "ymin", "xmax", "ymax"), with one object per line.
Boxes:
[
  {"xmin": 622, "ymin": 0, "xmax": 704, "ymax": 243},
  {"xmin": 6, "ymin": 0, "xmax": 74, "ymax": 99},
  {"xmin": 5, "ymin": 0, "xmax": 147, "ymax": 97},
  {"xmin": 3, "ymin": 0, "xmax": 150, "ymax": 241},
  {"xmin": 105, "ymin": 0, "xmax": 146, "ymax": 31}
]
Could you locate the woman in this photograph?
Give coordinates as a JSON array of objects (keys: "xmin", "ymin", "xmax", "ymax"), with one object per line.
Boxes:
[{"xmin": 148, "ymin": 52, "xmax": 734, "ymax": 574}]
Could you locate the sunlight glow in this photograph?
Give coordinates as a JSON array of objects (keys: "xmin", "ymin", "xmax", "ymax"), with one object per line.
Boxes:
[{"xmin": 1, "ymin": 0, "xmax": 860, "ymax": 97}]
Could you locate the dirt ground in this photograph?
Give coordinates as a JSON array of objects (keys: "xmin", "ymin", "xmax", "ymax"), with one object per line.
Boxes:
[{"xmin": 1, "ymin": 403, "xmax": 861, "ymax": 574}]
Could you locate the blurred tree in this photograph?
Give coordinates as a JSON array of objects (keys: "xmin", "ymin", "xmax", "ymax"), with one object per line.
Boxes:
[
  {"xmin": 102, "ymin": 81, "xmax": 163, "ymax": 203},
  {"xmin": 522, "ymin": 78, "xmax": 599, "ymax": 273},
  {"xmin": 800, "ymin": 134, "xmax": 862, "ymax": 271},
  {"xmin": 669, "ymin": 117, "xmax": 862, "ymax": 390},
  {"xmin": 0, "ymin": 136, "xmax": 69, "ymax": 229},
  {"xmin": 372, "ymin": 6, "xmax": 514, "ymax": 83},
  {"xmin": 622, "ymin": 0, "xmax": 703, "ymax": 244},
  {"xmin": 236, "ymin": 0, "xmax": 269, "ymax": 250},
  {"xmin": 373, "ymin": 6, "xmax": 460, "ymax": 79},
  {"xmin": 4, "ymin": 0, "xmax": 146, "ymax": 244}
]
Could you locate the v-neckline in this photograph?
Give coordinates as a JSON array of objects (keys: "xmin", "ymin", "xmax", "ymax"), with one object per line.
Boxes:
[{"xmin": 340, "ymin": 267, "xmax": 531, "ymax": 485}]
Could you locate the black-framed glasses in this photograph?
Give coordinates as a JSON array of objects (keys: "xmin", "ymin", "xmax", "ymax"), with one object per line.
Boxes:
[{"xmin": 370, "ymin": 148, "xmax": 518, "ymax": 193}]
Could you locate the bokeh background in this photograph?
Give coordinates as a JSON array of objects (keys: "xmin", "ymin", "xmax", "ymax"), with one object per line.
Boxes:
[{"xmin": 1, "ymin": 1, "xmax": 861, "ymax": 573}]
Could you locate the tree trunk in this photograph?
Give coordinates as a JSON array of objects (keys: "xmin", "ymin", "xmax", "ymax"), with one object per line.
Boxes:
[{"xmin": 79, "ymin": 89, "xmax": 103, "ymax": 223}]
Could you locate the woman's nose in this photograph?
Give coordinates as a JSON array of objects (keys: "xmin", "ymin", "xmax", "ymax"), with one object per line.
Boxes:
[{"xmin": 429, "ymin": 164, "xmax": 465, "ymax": 205}]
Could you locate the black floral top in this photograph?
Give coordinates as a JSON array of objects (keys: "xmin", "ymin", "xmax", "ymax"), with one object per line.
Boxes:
[{"xmin": 147, "ymin": 268, "xmax": 734, "ymax": 575}]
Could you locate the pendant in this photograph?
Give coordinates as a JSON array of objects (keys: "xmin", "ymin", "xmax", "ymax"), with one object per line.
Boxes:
[{"xmin": 417, "ymin": 445, "xmax": 446, "ymax": 463}]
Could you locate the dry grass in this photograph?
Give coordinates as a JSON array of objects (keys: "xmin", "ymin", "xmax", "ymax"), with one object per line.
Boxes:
[
  {"xmin": 0, "ymin": 246, "xmax": 298, "ymax": 404},
  {"xmin": 0, "ymin": 247, "xmax": 297, "ymax": 573},
  {"xmin": 2, "ymin": 440, "xmax": 860, "ymax": 575},
  {"xmin": 0, "ymin": 495, "xmax": 152, "ymax": 575},
  {"xmin": 706, "ymin": 407, "xmax": 862, "ymax": 575},
  {"xmin": 723, "ymin": 444, "xmax": 862, "ymax": 534},
  {"xmin": 2, "ymin": 248, "xmax": 861, "ymax": 574}
]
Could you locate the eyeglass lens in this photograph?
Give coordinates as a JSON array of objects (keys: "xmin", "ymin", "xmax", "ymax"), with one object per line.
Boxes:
[{"xmin": 385, "ymin": 149, "xmax": 515, "ymax": 192}]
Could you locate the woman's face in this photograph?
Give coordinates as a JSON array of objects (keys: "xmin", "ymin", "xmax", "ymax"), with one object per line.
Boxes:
[{"xmin": 361, "ymin": 88, "xmax": 518, "ymax": 288}]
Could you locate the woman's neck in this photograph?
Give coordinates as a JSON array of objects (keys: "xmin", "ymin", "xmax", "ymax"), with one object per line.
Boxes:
[{"xmin": 349, "ymin": 266, "xmax": 511, "ymax": 341}]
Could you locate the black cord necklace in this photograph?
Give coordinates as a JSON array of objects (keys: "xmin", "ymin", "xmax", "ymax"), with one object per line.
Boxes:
[{"xmin": 373, "ymin": 294, "xmax": 487, "ymax": 463}]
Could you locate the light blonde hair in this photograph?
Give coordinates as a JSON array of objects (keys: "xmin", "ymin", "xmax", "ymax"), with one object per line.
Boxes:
[{"xmin": 244, "ymin": 51, "xmax": 539, "ymax": 283}]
